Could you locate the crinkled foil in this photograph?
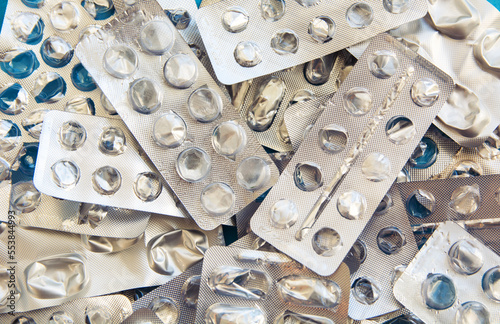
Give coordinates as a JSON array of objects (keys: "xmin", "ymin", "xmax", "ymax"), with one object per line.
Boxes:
[
  {"xmin": 438, "ymin": 145, "xmax": 500, "ymax": 178},
  {"xmin": 123, "ymin": 307, "xmax": 163, "ymax": 323}
]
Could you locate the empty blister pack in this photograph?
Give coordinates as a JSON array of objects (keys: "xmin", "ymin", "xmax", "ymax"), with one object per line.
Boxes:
[
  {"xmin": 34, "ymin": 110, "xmax": 184, "ymax": 218},
  {"xmin": 250, "ymin": 33, "xmax": 454, "ymax": 276},
  {"xmin": 0, "ymin": 294, "xmax": 132, "ymax": 323},
  {"xmin": 346, "ymin": 185, "xmax": 418, "ymax": 320},
  {"xmin": 195, "ymin": 246, "xmax": 350, "ymax": 324},
  {"xmin": 196, "ymin": 0, "xmax": 428, "ymax": 84},
  {"xmin": 123, "ymin": 308, "xmax": 163, "ymax": 324},
  {"xmin": 0, "ymin": 214, "xmax": 224, "ymax": 313},
  {"xmin": 393, "ymin": 222, "xmax": 500, "ymax": 323},
  {"xmin": 76, "ymin": 0, "xmax": 279, "ymax": 231}
]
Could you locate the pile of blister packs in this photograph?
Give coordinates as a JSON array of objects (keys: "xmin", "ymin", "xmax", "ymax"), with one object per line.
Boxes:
[{"xmin": 0, "ymin": 0, "xmax": 500, "ymax": 322}]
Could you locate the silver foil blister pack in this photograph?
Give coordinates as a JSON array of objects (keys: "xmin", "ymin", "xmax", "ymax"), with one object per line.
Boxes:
[
  {"xmin": 347, "ymin": 185, "xmax": 419, "ymax": 320},
  {"xmin": 75, "ymin": 0, "xmax": 279, "ymax": 230},
  {"xmin": 34, "ymin": 110, "xmax": 183, "ymax": 218},
  {"xmin": 0, "ymin": 294, "xmax": 133, "ymax": 323},
  {"xmin": 196, "ymin": 0, "xmax": 428, "ymax": 85},
  {"xmin": 250, "ymin": 33, "xmax": 454, "ymax": 276},
  {"xmin": 0, "ymin": 215, "xmax": 223, "ymax": 313},
  {"xmin": 195, "ymin": 246, "xmax": 350, "ymax": 324},
  {"xmin": 122, "ymin": 307, "xmax": 163, "ymax": 324},
  {"xmin": 393, "ymin": 221, "xmax": 500, "ymax": 323}
]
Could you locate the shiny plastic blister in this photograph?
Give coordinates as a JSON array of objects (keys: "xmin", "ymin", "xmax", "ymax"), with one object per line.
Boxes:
[
  {"xmin": 75, "ymin": 0, "xmax": 279, "ymax": 230},
  {"xmin": 34, "ymin": 110, "xmax": 184, "ymax": 218},
  {"xmin": 0, "ymin": 214, "xmax": 224, "ymax": 313},
  {"xmin": 195, "ymin": 246, "xmax": 350, "ymax": 324},
  {"xmin": 250, "ymin": 33, "xmax": 454, "ymax": 276},
  {"xmin": 393, "ymin": 221, "xmax": 500, "ymax": 323},
  {"xmin": 0, "ymin": 294, "xmax": 133, "ymax": 324},
  {"xmin": 122, "ymin": 307, "xmax": 163, "ymax": 324},
  {"xmin": 196, "ymin": 0, "xmax": 428, "ymax": 85}
]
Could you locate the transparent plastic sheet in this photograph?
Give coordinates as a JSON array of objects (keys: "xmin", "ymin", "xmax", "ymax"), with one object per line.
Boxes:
[
  {"xmin": 250, "ymin": 33, "xmax": 454, "ymax": 276},
  {"xmin": 397, "ymin": 174, "xmax": 500, "ymax": 256},
  {"xmin": 75, "ymin": 0, "xmax": 279, "ymax": 231},
  {"xmin": 195, "ymin": 0, "xmax": 428, "ymax": 84},
  {"xmin": 34, "ymin": 111, "xmax": 183, "ymax": 218},
  {"xmin": 347, "ymin": 185, "xmax": 418, "ymax": 320},
  {"xmin": 0, "ymin": 294, "xmax": 132, "ymax": 323},
  {"xmin": 195, "ymin": 246, "xmax": 350, "ymax": 324},
  {"xmin": 393, "ymin": 222, "xmax": 500, "ymax": 323},
  {"xmin": 0, "ymin": 214, "xmax": 224, "ymax": 313}
]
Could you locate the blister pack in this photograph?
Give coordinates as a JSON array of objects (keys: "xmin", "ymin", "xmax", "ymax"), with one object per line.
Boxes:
[
  {"xmin": 393, "ymin": 221, "xmax": 500, "ymax": 323},
  {"xmin": 346, "ymin": 185, "xmax": 418, "ymax": 320},
  {"xmin": 34, "ymin": 110, "xmax": 183, "ymax": 217},
  {"xmin": 250, "ymin": 33, "xmax": 454, "ymax": 276},
  {"xmin": 0, "ymin": 294, "xmax": 132, "ymax": 323},
  {"xmin": 75, "ymin": 0, "xmax": 279, "ymax": 230},
  {"xmin": 195, "ymin": 246, "xmax": 350, "ymax": 324},
  {"xmin": 122, "ymin": 308, "xmax": 163, "ymax": 324},
  {"xmin": 195, "ymin": 0, "xmax": 428, "ymax": 85},
  {"xmin": 0, "ymin": 214, "xmax": 224, "ymax": 313},
  {"xmin": 397, "ymin": 174, "xmax": 500, "ymax": 255}
]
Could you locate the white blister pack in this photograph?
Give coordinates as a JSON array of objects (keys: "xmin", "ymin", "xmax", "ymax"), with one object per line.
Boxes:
[
  {"xmin": 393, "ymin": 221, "xmax": 500, "ymax": 323},
  {"xmin": 195, "ymin": 246, "xmax": 350, "ymax": 324},
  {"xmin": 196, "ymin": 0, "xmax": 428, "ymax": 84},
  {"xmin": 75, "ymin": 0, "xmax": 279, "ymax": 230},
  {"xmin": 250, "ymin": 33, "xmax": 454, "ymax": 276},
  {"xmin": 33, "ymin": 110, "xmax": 184, "ymax": 218}
]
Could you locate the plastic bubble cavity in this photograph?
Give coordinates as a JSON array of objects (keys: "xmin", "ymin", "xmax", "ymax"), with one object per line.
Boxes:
[
  {"xmin": 80, "ymin": 25, "xmax": 101, "ymax": 41},
  {"xmin": 411, "ymin": 78, "xmax": 440, "ymax": 107},
  {"xmin": 318, "ymin": 124, "xmax": 348, "ymax": 154},
  {"xmin": 49, "ymin": 2, "xmax": 79, "ymax": 32},
  {"xmin": 246, "ymin": 76, "xmax": 286, "ymax": 132},
  {"xmin": 21, "ymin": 0, "xmax": 45, "ymax": 9},
  {"xmin": 455, "ymin": 301, "xmax": 490, "ymax": 324},
  {"xmin": 276, "ymin": 275, "xmax": 341, "ymax": 308},
  {"xmin": 421, "ymin": 273, "xmax": 457, "ymax": 310},
  {"xmin": 451, "ymin": 160, "xmax": 482, "ymax": 178},
  {"xmin": 383, "ymin": 0, "xmax": 411, "ymax": 14},
  {"xmin": 25, "ymin": 253, "xmax": 89, "ymax": 299},
  {"xmin": 236, "ymin": 156, "xmax": 271, "ymax": 191},
  {"xmin": 139, "ymin": 20, "xmax": 175, "ymax": 55},
  {"xmin": 188, "ymin": 87, "xmax": 223, "ymax": 122},
  {"xmin": 165, "ymin": 8, "xmax": 191, "ymax": 30},
  {"xmin": 397, "ymin": 168, "xmax": 411, "ymax": 183},
  {"xmin": 482, "ymin": 266, "xmax": 500, "ymax": 302},
  {"xmin": 133, "ymin": 172, "xmax": 162, "ymax": 202},
  {"xmin": 147, "ymin": 297, "xmax": 179, "ymax": 324},
  {"xmin": 181, "ymin": 275, "xmax": 201, "ymax": 308},
  {"xmin": 100, "ymin": 92, "xmax": 116, "ymax": 115},
  {"xmin": 343, "ymin": 87, "xmax": 373, "ymax": 116},
  {"xmin": 304, "ymin": 54, "xmax": 335, "ymax": 85},
  {"xmin": 270, "ymin": 199, "xmax": 299, "ymax": 229},
  {"xmin": 312, "ymin": 228, "xmax": 342, "ymax": 257},
  {"xmin": 71, "ymin": 63, "xmax": 97, "ymax": 91},
  {"xmin": 51, "ymin": 159, "xmax": 80, "ymax": 189},
  {"xmin": 377, "ymin": 226, "xmax": 406, "ymax": 255},
  {"xmin": 81, "ymin": 0, "xmax": 115, "ymax": 20},
  {"xmin": 205, "ymin": 304, "xmax": 265, "ymax": 324},
  {"xmin": 163, "ymin": 54, "xmax": 198, "ymax": 89},
  {"xmin": 98, "ymin": 126, "xmax": 126, "ymax": 156},
  {"xmin": 201, "ymin": 182, "xmax": 235, "ymax": 216},
  {"xmin": 308, "ymin": 16, "xmax": 335, "ymax": 44},
  {"xmin": 386, "ymin": 116, "xmax": 416, "ymax": 145},
  {"xmin": 449, "ymin": 184, "xmax": 481, "ymax": 215},
  {"xmin": 48, "ymin": 311, "xmax": 73, "ymax": 324},
  {"xmin": 64, "ymin": 97, "xmax": 95, "ymax": 115},
  {"xmin": 32, "ymin": 72, "xmax": 66, "ymax": 103},
  {"xmin": 176, "ymin": 147, "xmax": 211, "ymax": 183},
  {"xmin": 22, "ymin": 109, "xmax": 47, "ymax": 139},
  {"xmin": 275, "ymin": 311, "xmax": 333, "ymax": 324},
  {"xmin": 128, "ymin": 78, "xmax": 162, "ymax": 114},
  {"xmin": 448, "ymin": 239, "xmax": 483, "ymax": 275},
  {"xmin": 375, "ymin": 193, "xmax": 393, "ymax": 215},
  {"xmin": 85, "ymin": 306, "xmax": 111, "ymax": 324},
  {"xmin": 153, "ymin": 112, "xmax": 187, "ymax": 148},
  {"xmin": 390, "ymin": 265, "xmax": 407, "ymax": 286},
  {"xmin": 409, "ymin": 137, "xmax": 438, "ymax": 169},
  {"xmin": 11, "ymin": 12, "xmax": 45, "ymax": 45},
  {"xmin": 296, "ymin": 0, "xmax": 322, "ymax": 7},
  {"xmin": 208, "ymin": 266, "xmax": 272, "ymax": 300},
  {"xmin": 352, "ymin": 277, "xmax": 381, "ymax": 305},
  {"xmin": 234, "ymin": 41, "xmax": 262, "ymax": 67},
  {"xmin": 0, "ymin": 49, "xmax": 39, "ymax": 79},
  {"xmin": 92, "ymin": 166, "xmax": 121, "ymax": 195},
  {"xmin": 362, "ymin": 152, "xmax": 391, "ymax": 182},
  {"xmin": 212, "ymin": 121, "xmax": 247, "ymax": 157},
  {"xmin": 369, "ymin": 50, "xmax": 399, "ymax": 79},
  {"xmin": 0, "ymin": 83, "xmax": 27, "ymax": 115},
  {"xmin": 271, "ymin": 29, "xmax": 299, "ymax": 55},
  {"xmin": 103, "ymin": 45, "xmax": 138, "ymax": 79},
  {"xmin": 10, "ymin": 181, "xmax": 41, "ymax": 213},
  {"xmin": 337, "ymin": 190, "xmax": 367, "ymax": 220},
  {"xmin": 406, "ymin": 189, "xmax": 436, "ymax": 219},
  {"xmin": 346, "ymin": 3, "xmax": 374, "ymax": 28},
  {"xmin": 294, "ymin": 162, "xmax": 323, "ymax": 192},
  {"xmin": 40, "ymin": 36, "xmax": 73, "ymax": 68},
  {"xmin": 59, "ymin": 120, "xmax": 87, "ymax": 151},
  {"xmin": 12, "ymin": 316, "xmax": 36, "ymax": 324},
  {"xmin": 474, "ymin": 29, "xmax": 500, "ymax": 75},
  {"xmin": 222, "ymin": 6, "xmax": 249, "ymax": 33},
  {"xmin": 260, "ymin": 0, "xmax": 286, "ymax": 22},
  {"xmin": 0, "ymin": 120, "xmax": 21, "ymax": 153},
  {"xmin": 17, "ymin": 144, "xmax": 38, "ymax": 176},
  {"xmin": 0, "ymin": 158, "xmax": 11, "ymax": 183}
]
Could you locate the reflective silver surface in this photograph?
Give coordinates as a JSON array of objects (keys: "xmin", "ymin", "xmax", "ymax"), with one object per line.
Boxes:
[
  {"xmin": 276, "ymin": 275, "xmax": 341, "ymax": 308},
  {"xmin": 208, "ymin": 266, "xmax": 272, "ymax": 299},
  {"xmin": 246, "ymin": 76, "xmax": 286, "ymax": 132},
  {"xmin": 205, "ymin": 304, "xmax": 265, "ymax": 324},
  {"xmin": 81, "ymin": 233, "xmax": 144, "ymax": 253}
]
